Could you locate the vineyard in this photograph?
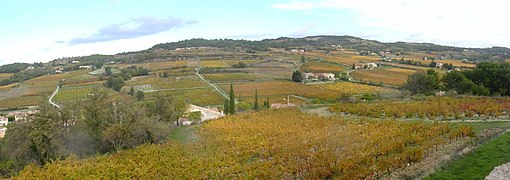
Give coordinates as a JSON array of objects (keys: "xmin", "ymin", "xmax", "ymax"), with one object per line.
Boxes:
[
  {"xmin": 319, "ymin": 82, "xmax": 394, "ymax": 94},
  {"xmin": 352, "ymin": 68, "xmax": 416, "ymax": 86},
  {"xmin": 330, "ymin": 97, "xmax": 510, "ymax": 120},
  {"xmin": 126, "ymin": 75, "xmax": 208, "ymax": 90},
  {"xmin": 16, "ymin": 109, "xmax": 473, "ymax": 179},
  {"xmin": 299, "ymin": 61, "xmax": 346, "ymax": 73},
  {"xmin": 202, "ymin": 73, "xmax": 267, "ymax": 82},
  {"xmin": 147, "ymin": 88, "xmax": 225, "ymax": 106},
  {"xmin": 53, "ymin": 86, "xmax": 102, "ymax": 103},
  {"xmin": 0, "ymin": 73, "xmax": 13, "ymax": 80}
]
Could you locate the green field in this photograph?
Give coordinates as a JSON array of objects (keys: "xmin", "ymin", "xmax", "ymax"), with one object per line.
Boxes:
[
  {"xmin": 53, "ymin": 85, "xmax": 101, "ymax": 103},
  {"xmin": 425, "ymin": 132, "xmax": 510, "ymax": 179}
]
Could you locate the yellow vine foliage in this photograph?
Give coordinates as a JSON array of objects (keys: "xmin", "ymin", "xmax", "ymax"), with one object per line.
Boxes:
[{"xmin": 16, "ymin": 109, "xmax": 470, "ymax": 179}]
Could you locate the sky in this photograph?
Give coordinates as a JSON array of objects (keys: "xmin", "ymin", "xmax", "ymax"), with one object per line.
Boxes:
[{"xmin": 1, "ymin": 0, "xmax": 510, "ymax": 65}]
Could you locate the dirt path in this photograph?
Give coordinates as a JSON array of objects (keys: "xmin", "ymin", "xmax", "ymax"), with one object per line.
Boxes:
[
  {"xmin": 195, "ymin": 58, "xmax": 230, "ymax": 100},
  {"xmin": 48, "ymin": 85, "xmax": 61, "ymax": 108}
]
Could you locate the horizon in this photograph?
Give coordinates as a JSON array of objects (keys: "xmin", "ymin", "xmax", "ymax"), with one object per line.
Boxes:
[{"xmin": 1, "ymin": 0, "xmax": 510, "ymax": 65}]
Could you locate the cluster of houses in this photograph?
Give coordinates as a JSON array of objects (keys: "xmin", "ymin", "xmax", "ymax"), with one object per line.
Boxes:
[
  {"xmin": 290, "ymin": 49, "xmax": 306, "ymax": 53},
  {"xmin": 303, "ymin": 72, "xmax": 336, "ymax": 81},
  {"xmin": 353, "ymin": 62, "xmax": 378, "ymax": 70},
  {"xmin": 0, "ymin": 110, "xmax": 37, "ymax": 138}
]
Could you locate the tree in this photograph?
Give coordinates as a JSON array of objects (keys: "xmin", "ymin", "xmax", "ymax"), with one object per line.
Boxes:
[
  {"xmin": 147, "ymin": 93, "xmax": 185, "ymax": 124},
  {"xmin": 429, "ymin": 60, "xmax": 437, "ymax": 68},
  {"xmin": 352, "ymin": 63, "xmax": 356, "ymax": 70},
  {"xmin": 2, "ymin": 104, "xmax": 66, "ymax": 172},
  {"xmin": 223, "ymin": 100, "xmax": 230, "ymax": 115},
  {"xmin": 253, "ymin": 90, "xmax": 259, "ymax": 110},
  {"xmin": 292, "ymin": 70, "xmax": 303, "ymax": 82},
  {"xmin": 128, "ymin": 86, "xmax": 135, "ymax": 96},
  {"xmin": 105, "ymin": 75, "xmax": 125, "ymax": 92},
  {"xmin": 443, "ymin": 71, "xmax": 489, "ymax": 96},
  {"xmin": 229, "ymin": 83, "xmax": 235, "ymax": 114},
  {"xmin": 263, "ymin": 97, "xmax": 270, "ymax": 109},
  {"xmin": 301, "ymin": 55, "xmax": 306, "ymax": 63},
  {"xmin": 402, "ymin": 70, "xmax": 441, "ymax": 95},
  {"xmin": 105, "ymin": 66, "xmax": 112, "ymax": 76},
  {"xmin": 464, "ymin": 62, "xmax": 510, "ymax": 96},
  {"xmin": 163, "ymin": 71, "xmax": 169, "ymax": 78},
  {"xmin": 135, "ymin": 91, "xmax": 144, "ymax": 101}
]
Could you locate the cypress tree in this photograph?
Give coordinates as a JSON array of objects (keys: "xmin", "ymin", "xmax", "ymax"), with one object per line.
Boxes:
[
  {"xmin": 223, "ymin": 100, "xmax": 229, "ymax": 115},
  {"xmin": 253, "ymin": 90, "xmax": 259, "ymax": 110},
  {"xmin": 229, "ymin": 83, "xmax": 235, "ymax": 114}
]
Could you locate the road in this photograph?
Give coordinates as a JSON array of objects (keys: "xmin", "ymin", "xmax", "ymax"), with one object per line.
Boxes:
[
  {"xmin": 49, "ymin": 85, "xmax": 61, "ymax": 109},
  {"xmin": 195, "ymin": 58, "xmax": 230, "ymax": 100}
]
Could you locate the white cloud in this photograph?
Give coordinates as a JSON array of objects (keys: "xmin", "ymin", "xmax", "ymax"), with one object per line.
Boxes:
[
  {"xmin": 292, "ymin": 22, "xmax": 316, "ymax": 37},
  {"xmin": 272, "ymin": 0, "xmax": 510, "ymax": 47}
]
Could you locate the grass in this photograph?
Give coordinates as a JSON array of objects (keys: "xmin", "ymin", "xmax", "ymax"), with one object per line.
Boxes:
[
  {"xmin": 168, "ymin": 126, "xmax": 196, "ymax": 142},
  {"xmin": 450, "ymin": 121, "xmax": 510, "ymax": 133},
  {"xmin": 352, "ymin": 68, "xmax": 416, "ymax": 86},
  {"xmin": 425, "ymin": 132, "xmax": 510, "ymax": 179},
  {"xmin": 299, "ymin": 61, "xmax": 346, "ymax": 73}
]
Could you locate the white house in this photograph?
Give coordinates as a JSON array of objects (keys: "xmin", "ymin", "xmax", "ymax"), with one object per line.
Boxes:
[
  {"xmin": 436, "ymin": 63, "xmax": 444, "ymax": 69},
  {"xmin": 71, "ymin": 60, "xmax": 80, "ymax": 64},
  {"xmin": 180, "ymin": 104, "xmax": 225, "ymax": 125},
  {"xmin": 303, "ymin": 73, "xmax": 317, "ymax": 80},
  {"xmin": 317, "ymin": 73, "xmax": 335, "ymax": 80},
  {"xmin": 0, "ymin": 116, "xmax": 8, "ymax": 126},
  {"xmin": 79, "ymin": 65, "xmax": 93, "ymax": 69}
]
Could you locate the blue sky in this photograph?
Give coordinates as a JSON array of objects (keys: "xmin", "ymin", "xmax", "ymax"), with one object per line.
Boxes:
[{"xmin": 1, "ymin": 0, "xmax": 509, "ymax": 65}]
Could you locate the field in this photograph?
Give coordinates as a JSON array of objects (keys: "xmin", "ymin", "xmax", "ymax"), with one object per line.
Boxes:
[
  {"xmin": 352, "ymin": 68, "xmax": 416, "ymax": 86},
  {"xmin": 114, "ymin": 60, "xmax": 196, "ymax": 70},
  {"xmin": 124, "ymin": 75, "xmax": 208, "ymax": 91},
  {"xmin": 0, "ymin": 73, "xmax": 13, "ymax": 80},
  {"xmin": 147, "ymin": 88, "xmax": 225, "ymax": 106},
  {"xmin": 299, "ymin": 61, "xmax": 346, "ymax": 73},
  {"xmin": 202, "ymin": 73, "xmax": 268, "ymax": 82},
  {"xmin": 330, "ymin": 97, "xmax": 510, "ymax": 120},
  {"xmin": 219, "ymin": 81, "xmax": 393, "ymax": 102},
  {"xmin": 17, "ymin": 109, "xmax": 472, "ymax": 179},
  {"xmin": 304, "ymin": 50, "xmax": 380, "ymax": 66},
  {"xmin": 53, "ymin": 85, "xmax": 103, "ymax": 103},
  {"xmin": 0, "ymin": 96, "xmax": 42, "ymax": 108},
  {"xmin": 0, "ymin": 70, "xmax": 91, "ymax": 108},
  {"xmin": 425, "ymin": 132, "xmax": 510, "ymax": 179}
]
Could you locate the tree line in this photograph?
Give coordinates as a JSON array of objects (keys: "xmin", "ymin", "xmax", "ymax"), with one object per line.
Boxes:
[
  {"xmin": 0, "ymin": 88, "xmax": 185, "ymax": 176},
  {"xmin": 403, "ymin": 61, "xmax": 510, "ymax": 96}
]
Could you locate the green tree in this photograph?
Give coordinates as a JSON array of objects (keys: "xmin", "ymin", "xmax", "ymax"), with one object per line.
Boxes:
[
  {"xmin": 264, "ymin": 97, "xmax": 270, "ymax": 109},
  {"xmin": 128, "ymin": 86, "xmax": 135, "ymax": 96},
  {"xmin": 223, "ymin": 100, "xmax": 230, "ymax": 115},
  {"xmin": 105, "ymin": 75, "xmax": 125, "ymax": 92},
  {"xmin": 301, "ymin": 55, "xmax": 306, "ymax": 63},
  {"xmin": 292, "ymin": 70, "xmax": 303, "ymax": 82},
  {"xmin": 229, "ymin": 83, "xmax": 235, "ymax": 114},
  {"xmin": 147, "ymin": 93, "xmax": 185, "ymax": 124},
  {"xmin": 2, "ymin": 104, "xmax": 66, "ymax": 173},
  {"xmin": 429, "ymin": 60, "xmax": 437, "ymax": 68},
  {"xmin": 402, "ymin": 70, "xmax": 441, "ymax": 95},
  {"xmin": 163, "ymin": 71, "xmax": 169, "ymax": 78},
  {"xmin": 352, "ymin": 63, "xmax": 356, "ymax": 70},
  {"xmin": 105, "ymin": 66, "xmax": 112, "ymax": 76},
  {"xmin": 135, "ymin": 91, "xmax": 144, "ymax": 101},
  {"xmin": 253, "ymin": 90, "xmax": 259, "ymax": 110}
]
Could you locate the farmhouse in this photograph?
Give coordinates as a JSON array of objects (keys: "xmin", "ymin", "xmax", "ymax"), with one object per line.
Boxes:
[
  {"xmin": 271, "ymin": 103, "xmax": 296, "ymax": 109},
  {"xmin": 79, "ymin": 65, "xmax": 93, "ymax": 69},
  {"xmin": 302, "ymin": 73, "xmax": 335, "ymax": 81},
  {"xmin": 71, "ymin": 60, "xmax": 80, "ymax": 64},
  {"xmin": 436, "ymin": 63, "xmax": 444, "ymax": 69},
  {"xmin": 179, "ymin": 104, "xmax": 225, "ymax": 125},
  {"xmin": 0, "ymin": 116, "xmax": 8, "ymax": 126},
  {"xmin": 354, "ymin": 62, "xmax": 378, "ymax": 70}
]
